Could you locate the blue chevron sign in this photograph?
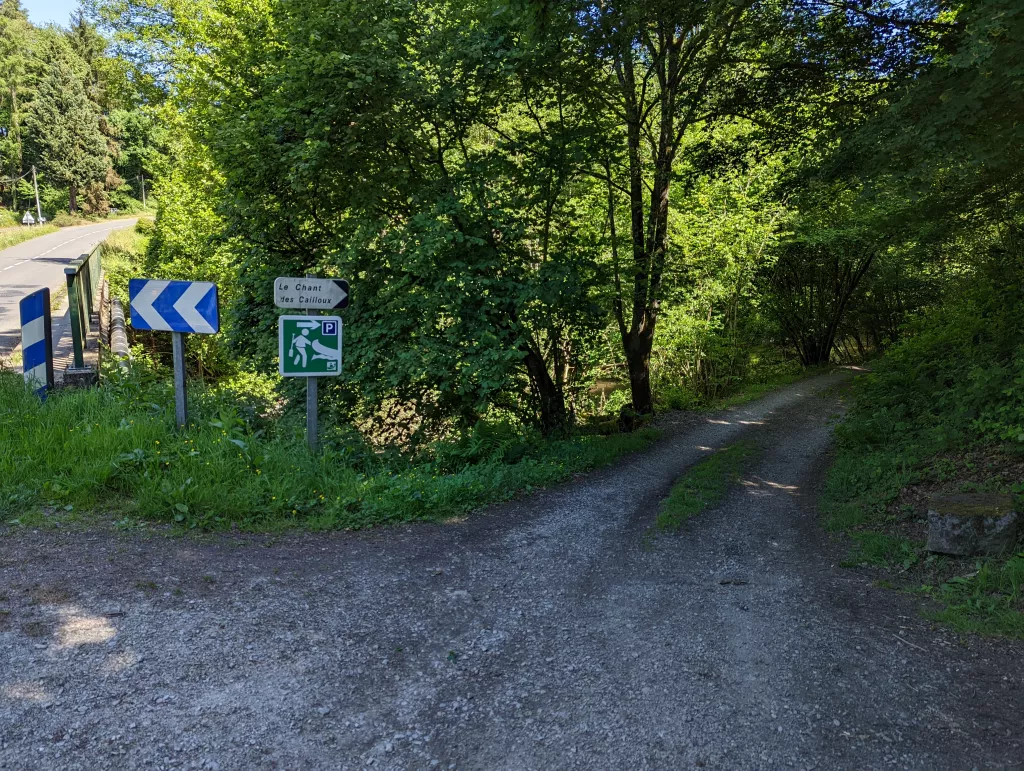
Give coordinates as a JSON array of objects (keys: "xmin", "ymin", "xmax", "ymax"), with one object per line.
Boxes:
[{"xmin": 129, "ymin": 279, "xmax": 219, "ymax": 334}]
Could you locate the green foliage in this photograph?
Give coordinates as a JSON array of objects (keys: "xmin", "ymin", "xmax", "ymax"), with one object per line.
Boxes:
[
  {"xmin": 822, "ymin": 247, "xmax": 1024, "ymax": 637},
  {"xmin": 656, "ymin": 441, "xmax": 758, "ymax": 532},
  {"xmin": 0, "ymin": 223, "xmax": 56, "ymax": 249},
  {"xmin": 49, "ymin": 212, "xmax": 88, "ymax": 227},
  {"xmin": 100, "ymin": 225, "xmax": 150, "ymax": 302},
  {"xmin": 24, "ymin": 31, "xmax": 109, "ymax": 213},
  {"xmin": 926, "ymin": 554, "xmax": 1024, "ymax": 639},
  {"xmin": 842, "ymin": 532, "xmax": 920, "ymax": 570},
  {"xmin": 0, "ymin": 369, "xmax": 657, "ymax": 530}
]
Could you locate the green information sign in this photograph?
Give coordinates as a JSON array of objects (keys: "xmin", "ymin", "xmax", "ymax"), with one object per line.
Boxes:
[{"xmin": 278, "ymin": 315, "xmax": 343, "ymax": 377}]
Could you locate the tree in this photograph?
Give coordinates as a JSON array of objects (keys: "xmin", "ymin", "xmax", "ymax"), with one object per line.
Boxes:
[
  {"xmin": 157, "ymin": 0, "xmax": 609, "ymax": 435},
  {"xmin": 0, "ymin": 0, "xmax": 33, "ymax": 207},
  {"xmin": 25, "ymin": 34, "xmax": 108, "ymax": 212},
  {"xmin": 525, "ymin": 0, "xmax": 940, "ymax": 414}
]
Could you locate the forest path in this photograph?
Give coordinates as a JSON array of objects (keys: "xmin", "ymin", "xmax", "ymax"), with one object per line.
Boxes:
[{"xmin": 2, "ymin": 371, "xmax": 1023, "ymax": 770}]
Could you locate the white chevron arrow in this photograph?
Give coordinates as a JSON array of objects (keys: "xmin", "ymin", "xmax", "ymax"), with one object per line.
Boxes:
[
  {"xmin": 174, "ymin": 282, "xmax": 216, "ymax": 334},
  {"xmin": 132, "ymin": 279, "xmax": 170, "ymax": 330}
]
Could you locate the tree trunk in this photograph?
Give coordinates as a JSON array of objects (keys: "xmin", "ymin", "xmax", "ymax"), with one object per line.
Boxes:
[
  {"xmin": 624, "ymin": 330, "xmax": 654, "ymax": 415},
  {"xmin": 523, "ymin": 347, "xmax": 568, "ymax": 437},
  {"xmin": 69, "ymin": 183, "xmax": 78, "ymax": 214}
]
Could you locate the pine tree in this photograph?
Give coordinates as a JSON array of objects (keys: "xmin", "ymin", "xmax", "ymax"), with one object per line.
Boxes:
[
  {"xmin": 0, "ymin": 0, "xmax": 33, "ymax": 208},
  {"xmin": 25, "ymin": 36, "xmax": 107, "ymax": 213}
]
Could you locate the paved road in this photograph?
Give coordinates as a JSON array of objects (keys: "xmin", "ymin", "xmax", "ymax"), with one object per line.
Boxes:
[
  {"xmin": 0, "ymin": 219, "xmax": 138, "ymax": 353},
  {"xmin": 1, "ymin": 372, "xmax": 1022, "ymax": 769}
]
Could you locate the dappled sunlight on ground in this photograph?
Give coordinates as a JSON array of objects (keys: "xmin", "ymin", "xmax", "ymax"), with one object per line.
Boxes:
[
  {"xmin": 739, "ymin": 477, "xmax": 801, "ymax": 497},
  {"xmin": 55, "ymin": 606, "xmax": 117, "ymax": 648},
  {"xmin": 103, "ymin": 650, "xmax": 142, "ymax": 674},
  {"xmin": 2, "ymin": 681, "xmax": 50, "ymax": 703}
]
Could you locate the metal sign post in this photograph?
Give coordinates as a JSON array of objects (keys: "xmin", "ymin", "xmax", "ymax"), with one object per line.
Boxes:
[
  {"xmin": 128, "ymin": 279, "xmax": 220, "ymax": 429},
  {"xmin": 306, "ymin": 301, "xmax": 318, "ymax": 454}
]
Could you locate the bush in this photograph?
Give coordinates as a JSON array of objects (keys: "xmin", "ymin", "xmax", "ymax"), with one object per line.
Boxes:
[
  {"xmin": 109, "ymin": 189, "xmax": 146, "ymax": 214},
  {"xmin": 51, "ymin": 212, "xmax": 89, "ymax": 227}
]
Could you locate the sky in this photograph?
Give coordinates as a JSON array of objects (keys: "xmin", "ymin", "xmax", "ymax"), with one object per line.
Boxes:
[{"xmin": 22, "ymin": 0, "xmax": 80, "ymax": 26}]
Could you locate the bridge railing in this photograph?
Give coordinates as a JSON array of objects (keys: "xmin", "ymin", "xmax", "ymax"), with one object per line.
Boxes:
[{"xmin": 64, "ymin": 243, "xmax": 103, "ymax": 369}]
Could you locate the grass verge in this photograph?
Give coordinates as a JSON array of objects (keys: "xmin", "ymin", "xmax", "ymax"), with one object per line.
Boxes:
[
  {"xmin": 0, "ymin": 371, "xmax": 660, "ymax": 533},
  {"xmin": 656, "ymin": 441, "xmax": 759, "ymax": 532},
  {"xmin": 821, "ymin": 293, "xmax": 1024, "ymax": 639},
  {"xmin": 0, "ymin": 224, "xmax": 58, "ymax": 249}
]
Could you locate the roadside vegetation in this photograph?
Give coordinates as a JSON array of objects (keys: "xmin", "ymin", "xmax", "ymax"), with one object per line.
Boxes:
[
  {"xmin": 0, "ymin": 223, "xmax": 57, "ymax": 249},
  {"xmin": 0, "ymin": 5, "xmax": 155, "ymax": 220},
  {"xmin": 823, "ymin": 276, "xmax": 1024, "ymax": 638},
  {"xmin": 0, "ymin": 364, "xmax": 657, "ymax": 531},
  {"xmin": 0, "ymin": 0, "xmax": 1019, "ymax": 637}
]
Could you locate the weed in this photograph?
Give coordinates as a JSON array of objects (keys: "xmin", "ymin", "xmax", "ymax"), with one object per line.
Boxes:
[
  {"xmin": 842, "ymin": 532, "xmax": 921, "ymax": 569},
  {"xmin": 20, "ymin": 621, "xmax": 50, "ymax": 637},
  {"xmin": 656, "ymin": 441, "xmax": 759, "ymax": 532},
  {"xmin": 28, "ymin": 585, "xmax": 74, "ymax": 605},
  {"xmin": 0, "ymin": 224, "xmax": 58, "ymax": 251}
]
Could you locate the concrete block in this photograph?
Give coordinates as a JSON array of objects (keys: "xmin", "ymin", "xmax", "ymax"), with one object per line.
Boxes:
[
  {"xmin": 927, "ymin": 493, "xmax": 1019, "ymax": 556},
  {"xmin": 62, "ymin": 367, "xmax": 99, "ymax": 389}
]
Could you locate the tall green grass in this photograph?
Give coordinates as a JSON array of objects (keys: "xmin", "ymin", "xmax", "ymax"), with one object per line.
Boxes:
[
  {"xmin": 0, "ymin": 371, "xmax": 658, "ymax": 531},
  {"xmin": 0, "ymin": 224, "xmax": 58, "ymax": 249}
]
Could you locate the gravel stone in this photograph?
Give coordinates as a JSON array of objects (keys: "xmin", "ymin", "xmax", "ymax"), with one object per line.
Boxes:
[{"xmin": 1, "ymin": 371, "xmax": 1022, "ymax": 769}]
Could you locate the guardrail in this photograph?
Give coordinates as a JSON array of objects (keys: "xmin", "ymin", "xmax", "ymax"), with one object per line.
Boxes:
[{"xmin": 64, "ymin": 243, "xmax": 103, "ymax": 369}]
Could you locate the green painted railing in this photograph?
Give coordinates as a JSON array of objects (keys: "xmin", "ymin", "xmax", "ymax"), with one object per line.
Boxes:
[{"xmin": 64, "ymin": 243, "xmax": 103, "ymax": 369}]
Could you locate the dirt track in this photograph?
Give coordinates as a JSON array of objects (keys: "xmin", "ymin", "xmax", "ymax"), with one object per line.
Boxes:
[{"xmin": 2, "ymin": 371, "xmax": 1023, "ymax": 770}]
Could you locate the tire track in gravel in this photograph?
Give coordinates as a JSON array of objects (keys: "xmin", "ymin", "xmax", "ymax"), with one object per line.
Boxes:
[{"xmin": 2, "ymin": 370, "xmax": 1023, "ymax": 770}]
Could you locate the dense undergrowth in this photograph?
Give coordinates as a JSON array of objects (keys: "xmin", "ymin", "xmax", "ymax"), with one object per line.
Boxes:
[
  {"xmin": 822, "ymin": 256, "xmax": 1024, "ymax": 637},
  {"xmin": 0, "ymin": 362, "xmax": 658, "ymax": 532}
]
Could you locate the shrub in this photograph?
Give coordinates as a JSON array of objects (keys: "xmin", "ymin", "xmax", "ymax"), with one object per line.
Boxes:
[{"xmin": 51, "ymin": 212, "xmax": 89, "ymax": 227}]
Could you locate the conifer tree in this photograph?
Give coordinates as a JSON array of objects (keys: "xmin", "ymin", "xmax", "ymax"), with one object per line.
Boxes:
[{"xmin": 25, "ymin": 36, "xmax": 107, "ymax": 213}]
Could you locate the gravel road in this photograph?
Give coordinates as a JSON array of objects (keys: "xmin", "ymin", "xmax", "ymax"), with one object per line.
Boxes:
[{"xmin": 2, "ymin": 371, "xmax": 1022, "ymax": 770}]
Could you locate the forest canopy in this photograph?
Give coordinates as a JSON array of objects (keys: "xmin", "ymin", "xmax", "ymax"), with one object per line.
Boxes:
[
  {"xmin": 77, "ymin": 0, "xmax": 1022, "ymax": 446},
  {"xmin": 0, "ymin": 0, "xmax": 159, "ymax": 216}
]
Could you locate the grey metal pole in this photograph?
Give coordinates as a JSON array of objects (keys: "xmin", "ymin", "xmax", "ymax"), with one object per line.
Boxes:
[
  {"xmin": 172, "ymin": 331, "xmax": 187, "ymax": 429},
  {"xmin": 306, "ymin": 273, "xmax": 318, "ymax": 452},
  {"xmin": 141, "ymin": 174, "xmax": 146, "ymax": 209},
  {"xmin": 31, "ymin": 166, "xmax": 41, "ymax": 223}
]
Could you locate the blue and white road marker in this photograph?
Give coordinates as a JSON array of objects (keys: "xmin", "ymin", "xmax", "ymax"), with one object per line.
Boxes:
[
  {"xmin": 128, "ymin": 279, "xmax": 219, "ymax": 334},
  {"xmin": 128, "ymin": 278, "xmax": 221, "ymax": 429},
  {"xmin": 19, "ymin": 288, "xmax": 53, "ymax": 397}
]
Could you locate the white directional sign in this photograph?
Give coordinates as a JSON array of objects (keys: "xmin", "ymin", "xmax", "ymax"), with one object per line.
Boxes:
[
  {"xmin": 129, "ymin": 279, "xmax": 220, "ymax": 334},
  {"xmin": 274, "ymin": 277, "xmax": 349, "ymax": 310}
]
